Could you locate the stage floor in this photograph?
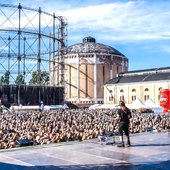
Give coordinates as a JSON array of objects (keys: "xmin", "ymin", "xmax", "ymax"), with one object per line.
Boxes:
[{"xmin": 0, "ymin": 132, "xmax": 170, "ymax": 170}]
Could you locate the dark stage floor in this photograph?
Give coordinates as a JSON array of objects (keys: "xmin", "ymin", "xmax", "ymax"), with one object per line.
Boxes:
[{"xmin": 0, "ymin": 132, "xmax": 170, "ymax": 170}]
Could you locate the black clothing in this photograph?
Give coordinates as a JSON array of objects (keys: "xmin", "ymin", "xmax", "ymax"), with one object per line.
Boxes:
[
  {"xmin": 117, "ymin": 107, "xmax": 131, "ymax": 137},
  {"xmin": 117, "ymin": 107, "xmax": 131, "ymax": 124},
  {"xmin": 119, "ymin": 122, "xmax": 129, "ymax": 136}
]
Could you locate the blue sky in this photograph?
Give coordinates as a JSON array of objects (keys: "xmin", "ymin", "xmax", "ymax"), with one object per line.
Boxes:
[{"xmin": 1, "ymin": 0, "xmax": 170, "ymax": 71}]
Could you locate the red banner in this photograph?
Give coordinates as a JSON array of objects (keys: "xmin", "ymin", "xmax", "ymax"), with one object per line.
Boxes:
[{"xmin": 160, "ymin": 89, "xmax": 170, "ymax": 112}]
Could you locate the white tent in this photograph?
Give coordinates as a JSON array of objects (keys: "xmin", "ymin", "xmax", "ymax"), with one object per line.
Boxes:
[
  {"xmin": 10, "ymin": 105, "xmax": 68, "ymax": 111},
  {"xmin": 95, "ymin": 104, "xmax": 118, "ymax": 109},
  {"xmin": 89, "ymin": 104, "xmax": 118, "ymax": 110},
  {"xmin": 144, "ymin": 98, "xmax": 161, "ymax": 109},
  {"xmin": 127, "ymin": 98, "xmax": 163, "ymax": 113},
  {"xmin": 88, "ymin": 104, "xmax": 101, "ymax": 110},
  {"xmin": 127, "ymin": 98, "xmax": 145, "ymax": 109},
  {"xmin": 143, "ymin": 98, "xmax": 163, "ymax": 113}
]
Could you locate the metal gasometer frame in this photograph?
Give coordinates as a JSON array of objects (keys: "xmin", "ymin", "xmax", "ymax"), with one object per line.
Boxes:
[
  {"xmin": 0, "ymin": 3, "xmax": 67, "ymax": 85},
  {"xmin": 0, "ymin": 3, "xmax": 67, "ymax": 105}
]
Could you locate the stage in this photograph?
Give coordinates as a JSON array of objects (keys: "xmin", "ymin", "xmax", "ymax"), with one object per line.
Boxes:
[{"xmin": 0, "ymin": 132, "xmax": 169, "ymax": 170}]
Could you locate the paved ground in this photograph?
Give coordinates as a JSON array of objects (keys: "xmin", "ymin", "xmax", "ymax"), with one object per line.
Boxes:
[{"xmin": 0, "ymin": 132, "xmax": 170, "ymax": 170}]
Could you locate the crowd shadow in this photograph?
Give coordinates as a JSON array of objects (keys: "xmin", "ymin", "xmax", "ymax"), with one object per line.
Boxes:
[{"xmin": 0, "ymin": 160, "xmax": 170, "ymax": 170}]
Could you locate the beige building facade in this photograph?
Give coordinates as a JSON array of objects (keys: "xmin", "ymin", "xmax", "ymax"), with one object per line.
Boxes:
[
  {"xmin": 104, "ymin": 67, "xmax": 170, "ymax": 105},
  {"xmin": 51, "ymin": 36, "xmax": 128, "ymax": 105}
]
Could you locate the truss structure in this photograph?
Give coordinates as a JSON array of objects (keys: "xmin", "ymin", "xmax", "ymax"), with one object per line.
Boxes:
[{"xmin": 0, "ymin": 3, "xmax": 67, "ymax": 87}]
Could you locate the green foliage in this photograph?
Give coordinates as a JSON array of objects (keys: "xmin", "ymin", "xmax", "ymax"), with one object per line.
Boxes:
[
  {"xmin": 15, "ymin": 74, "xmax": 25, "ymax": 85},
  {"xmin": 0, "ymin": 71, "xmax": 10, "ymax": 84},
  {"xmin": 29, "ymin": 71, "xmax": 49, "ymax": 85}
]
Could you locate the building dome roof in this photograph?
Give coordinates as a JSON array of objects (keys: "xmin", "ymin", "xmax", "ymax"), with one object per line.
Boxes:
[{"xmin": 67, "ymin": 36, "xmax": 125, "ymax": 56}]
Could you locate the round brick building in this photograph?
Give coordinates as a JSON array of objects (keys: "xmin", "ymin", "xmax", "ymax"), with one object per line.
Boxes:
[{"xmin": 51, "ymin": 36, "xmax": 128, "ymax": 106}]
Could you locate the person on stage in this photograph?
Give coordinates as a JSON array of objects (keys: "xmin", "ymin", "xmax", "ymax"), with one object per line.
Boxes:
[
  {"xmin": 39, "ymin": 101, "xmax": 44, "ymax": 112},
  {"xmin": 116, "ymin": 100, "xmax": 132, "ymax": 147}
]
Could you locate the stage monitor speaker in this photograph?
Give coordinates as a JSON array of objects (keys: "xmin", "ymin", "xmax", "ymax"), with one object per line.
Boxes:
[{"xmin": 16, "ymin": 139, "xmax": 34, "ymax": 147}]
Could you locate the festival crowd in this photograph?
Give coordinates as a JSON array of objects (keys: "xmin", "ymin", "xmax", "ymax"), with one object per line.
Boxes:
[{"xmin": 0, "ymin": 109, "xmax": 169, "ymax": 149}]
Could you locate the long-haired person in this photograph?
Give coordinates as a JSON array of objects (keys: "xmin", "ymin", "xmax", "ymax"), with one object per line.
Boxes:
[{"xmin": 116, "ymin": 100, "xmax": 132, "ymax": 147}]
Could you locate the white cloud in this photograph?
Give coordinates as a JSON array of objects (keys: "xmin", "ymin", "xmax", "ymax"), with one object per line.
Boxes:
[
  {"xmin": 56, "ymin": 1, "xmax": 170, "ymax": 42},
  {"xmin": 0, "ymin": 46, "xmax": 8, "ymax": 51},
  {"xmin": 1, "ymin": 1, "xmax": 170, "ymax": 42},
  {"xmin": 159, "ymin": 45, "xmax": 170, "ymax": 54}
]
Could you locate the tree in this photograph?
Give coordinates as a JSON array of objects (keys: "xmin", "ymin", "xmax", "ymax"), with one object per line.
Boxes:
[
  {"xmin": 41, "ymin": 71, "xmax": 49, "ymax": 85},
  {"xmin": 29, "ymin": 71, "xmax": 49, "ymax": 85},
  {"xmin": 15, "ymin": 74, "xmax": 25, "ymax": 85},
  {"xmin": 0, "ymin": 71, "xmax": 10, "ymax": 84}
]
